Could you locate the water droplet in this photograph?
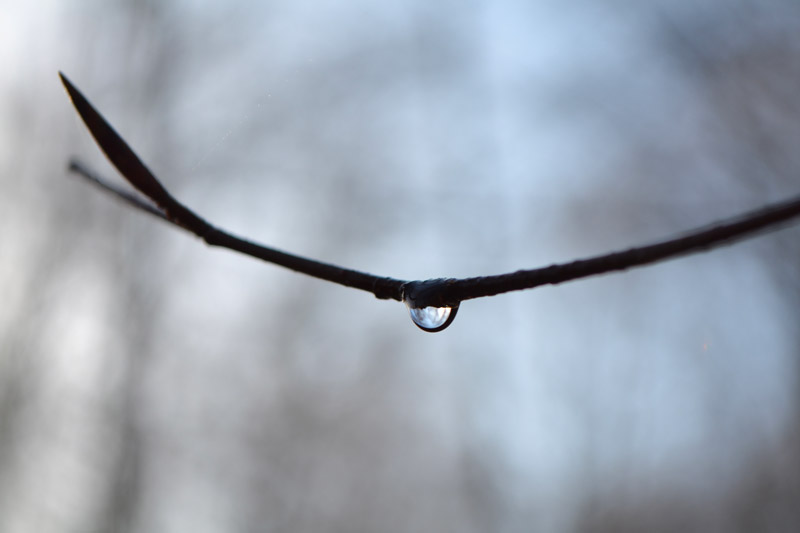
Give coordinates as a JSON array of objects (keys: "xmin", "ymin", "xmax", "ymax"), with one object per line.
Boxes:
[{"xmin": 407, "ymin": 305, "xmax": 458, "ymax": 332}]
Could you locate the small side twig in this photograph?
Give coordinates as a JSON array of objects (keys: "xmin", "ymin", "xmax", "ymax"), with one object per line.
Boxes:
[{"xmin": 68, "ymin": 159, "xmax": 166, "ymax": 219}]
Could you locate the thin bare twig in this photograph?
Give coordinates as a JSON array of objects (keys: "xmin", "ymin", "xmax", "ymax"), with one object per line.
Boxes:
[
  {"xmin": 60, "ymin": 71, "xmax": 800, "ymax": 330},
  {"xmin": 60, "ymin": 72, "xmax": 406, "ymax": 302}
]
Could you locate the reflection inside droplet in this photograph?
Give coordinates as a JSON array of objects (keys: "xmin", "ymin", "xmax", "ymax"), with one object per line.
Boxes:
[{"xmin": 407, "ymin": 305, "xmax": 458, "ymax": 332}]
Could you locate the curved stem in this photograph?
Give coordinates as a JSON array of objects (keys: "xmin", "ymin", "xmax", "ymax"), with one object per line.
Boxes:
[
  {"xmin": 60, "ymin": 72, "xmax": 407, "ymax": 302},
  {"xmin": 61, "ymin": 71, "xmax": 800, "ymax": 310}
]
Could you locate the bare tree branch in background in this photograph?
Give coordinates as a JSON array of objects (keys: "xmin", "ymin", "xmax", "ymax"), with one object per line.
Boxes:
[{"xmin": 60, "ymin": 72, "xmax": 800, "ymax": 332}]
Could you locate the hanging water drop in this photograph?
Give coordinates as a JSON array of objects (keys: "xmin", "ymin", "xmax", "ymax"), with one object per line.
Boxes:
[
  {"xmin": 407, "ymin": 305, "xmax": 458, "ymax": 332},
  {"xmin": 401, "ymin": 279, "xmax": 460, "ymax": 332}
]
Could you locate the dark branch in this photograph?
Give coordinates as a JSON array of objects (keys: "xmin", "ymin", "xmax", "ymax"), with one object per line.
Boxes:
[
  {"xmin": 60, "ymin": 71, "xmax": 800, "ymax": 314},
  {"xmin": 441, "ymin": 193, "xmax": 800, "ymax": 305},
  {"xmin": 60, "ymin": 72, "xmax": 407, "ymax": 302}
]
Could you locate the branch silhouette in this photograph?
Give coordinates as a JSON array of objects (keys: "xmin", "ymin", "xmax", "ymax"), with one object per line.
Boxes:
[{"xmin": 60, "ymin": 71, "xmax": 800, "ymax": 332}]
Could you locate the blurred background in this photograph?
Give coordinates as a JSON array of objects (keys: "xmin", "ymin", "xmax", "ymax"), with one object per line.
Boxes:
[{"xmin": 2, "ymin": 0, "xmax": 799, "ymax": 531}]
